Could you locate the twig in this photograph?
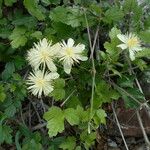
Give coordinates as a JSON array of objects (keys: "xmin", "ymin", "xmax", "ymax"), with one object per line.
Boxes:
[
  {"xmin": 84, "ymin": 11, "xmax": 99, "ymax": 133},
  {"xmin": 125, "ymin": 52, "xmax": 150, "ymax": 149},
  {"xmin": 112, "ymin": 102, "xmax": 129, "ymax": 150},
  {"xmin": 60, "ymin": 90, "xmax": 76, "ymax": 107},
  {"xmin": 29, "ymin": 98, "xmax": 43, "ymax": 123},
  {"xmin": 40, "ymin": 98, "xmax": 46, "ymax": 112},
  {"xmin": 136, "ymin": 110, "xmax": 150, "ymax": 148},
  {"xmin": 32, "ymin": 122, "xmax": 47, "ymax": 131},
  {"xmin": 28, "ymin": 102, "xmax": 31, "ymax": 128},
  {"xmin": 20, "ymin": 106, "xmax": 26, "ymax": 125}
]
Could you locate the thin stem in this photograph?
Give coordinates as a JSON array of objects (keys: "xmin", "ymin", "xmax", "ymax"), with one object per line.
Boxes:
[
  {"xmin": 84, "ymin": 10, "xmax": 99, "ymax": 133},
  {"xmin": 112, "ymin": 102, "xmax": 129, "ymax": 150},
  {"xmin": 60, "ymin": 90, "xmax": 76, "ymax": 107},
  {"xmin": 40, "ymin": 98, "xmax": 46, "ymax": 112},
  {"xmin": 136, "ymin": 110, "xmax": 150, "ymax": 148}
]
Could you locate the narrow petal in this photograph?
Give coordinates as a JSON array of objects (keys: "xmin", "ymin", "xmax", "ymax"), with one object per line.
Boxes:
[
  {"xmin": 74, "ymin": 44, "xmax": 85, "ymax": 53},
  {"xmin": 47, "ymin": 61, "xmax": 57, "ymax": 72},
  {"xmin": 63, "ymin": 60, "xmax": 72, "ymax": 74},
  {"xmin": 76, "ymin": 55, "xmax": 88, "ymax": 61},
  {"xmin": 117, "ymin": 44, "xmax": 128, "ymax": 50},
  {"xmin": 67, "ymin": 38, "xmax": 75, "ymax": 47},
  {"xmin": 49, "ymin": 72, "xmax": 59, "ymax": 79},
  {"xmin": 117, "ymin": 34, "xmax": 128, "ymax": 43},
  {"xmin": 50, "ymin": 43, "xmax": 61, "ymax": 55},
  {"xmin": 129, "ymin": 50, "xmax": 135, "ymax": 61}
]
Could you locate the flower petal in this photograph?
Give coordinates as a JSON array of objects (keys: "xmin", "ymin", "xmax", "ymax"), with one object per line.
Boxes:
[
  {"xmin": 117, "ymin": 44, "xmax": 128, "ymax": 50},
  {"xmin": 47, "ymin": 61, "xmax": 57, "ymax": 72},
  {"xmin": 63, "ymin": 60, "xmax": 72, "ymax": 74},
  {"xmin": 129, "ymin": 50, "xmax": 135, "ymax": 61},
  {"xmin": 74, "ymin": 44, "xmax": 85, "ymax": 53},
  {"xmin": 76, "ymin": 55, "xmax": 88, "ymax": 61},
  {"xmin": 117, "ymin": 34, "xmax": 128, "ymax": 43},
  {"xmin": 49, "ymin": 72, "xmax": 59, "ymax": 79},
  {"xmin": 67, "ymin": 38, "xmax": 75, "ymax": 47}
]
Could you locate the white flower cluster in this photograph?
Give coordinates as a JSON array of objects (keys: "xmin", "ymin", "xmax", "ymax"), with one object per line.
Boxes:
[
  {"xmin": 117, "ymin": 33, "xmax": 142, "ymax": 61},
  {"xmin": 26, "ymin": 38, "xmax": 88, "ymax": 98}
]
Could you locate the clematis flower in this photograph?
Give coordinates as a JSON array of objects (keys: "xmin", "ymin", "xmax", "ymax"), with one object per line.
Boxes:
[
  {"xmin": 59, "ymin": 38, "xmax": 88, "ymax": 74},
  {"xmin": 27, "ymin": 70, "xmax": 59, "ymax": 98},
  {"xmin": 27, "ymin": 38, "xmax": 61, "ymax": 72},
  {"xmin": 117, "ymin": 33, "xmax": 142, "ymax": 61}
]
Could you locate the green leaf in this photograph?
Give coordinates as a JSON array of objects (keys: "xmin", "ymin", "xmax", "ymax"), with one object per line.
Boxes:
[
  {"xmin": 139, "ymin": 30, "xmax": 150, "ymax": 44},
  {"xmin": 136, "ymin": 48, "xmax": 150, "ymax": 58},
  {"xmin": 53, "ymin": 78, "xmax": 65, "ymax": 88},
  {"xmin": 24, "ymin": 0, "xmax": 45, "ymax": 21},
  {"xmin": 9, "ymin": 27, "xmax": 27, "ymax": 48},
  {"xmin": 50, "ymin": 6, "xmax": 84, "ymax": 27},
  {"xmin": 43, "ymin": 106, "xmax": 65, "ymax": 137},
  {"xmin": 50, "ymin": 78, "xmax": 65, "ymax": 101},
  {"xmin": 51, "ymin": 89, "xmax": 65, "ymax": 101},
  {"xmin": 59, "ymin": 136, "xmax": 76, "ymax": 150},
  {"xmin": 31, "ymin": 31, "xmax": 42, "ymax": 39},
  {"xmin": 109, "ymin": 27, "xmax": 121, "ymax": 40},
  {"xmin": 22, "ymin": 132, "xmax": 42, "ymax": 150},
  {"xmin": 2, "ymin": 62, "xmax": 15, "ymax": 80},
  {"xmin": 0, "ymin": 92, "xmax": 6, "ymax": 102},
  {"xmin": 4, "ymin": 0, "xmax": 17, "ymax": 6},
  {"xmin": 80, "ymin": 130, "xmax": 96, "ymax": 149},
  {"xmin": 0, "ymin": 85, "xmax": 6, "ymax": 102},
  {"xmin": 4, "ymin": 104, "xmax": 16, "ymax": 117},
  {"xmin": 50, "ymin": 6, "xmax": 68, "ymax": 23},
  {"xmin": 96, "ymin": 109, "xmax": 107, "ymax": 124},
  {"xmin": 64, "ymin": 108, "xmax": 80, "ymax": 125},
  {"xmin": 0, "ymin": 125, "xmax": 13, "ymax": 144},
  {"xmin": 104, "ymin": 6, "xmax": 124, "ymax": 24}
]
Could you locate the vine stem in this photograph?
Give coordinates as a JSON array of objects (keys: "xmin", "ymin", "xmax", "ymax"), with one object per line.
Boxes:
[{"xmin": 84, "ymin": 10, "xmax": 99, "ymax": 133}]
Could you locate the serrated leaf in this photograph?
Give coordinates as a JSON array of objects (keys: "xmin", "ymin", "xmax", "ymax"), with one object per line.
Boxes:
[
  {"xmin": 31, "ymin": 31, "xmax": 42, "ymax": 39},
  {"xmin": 53, "ymin": 78, "xmax": 65, "ymax": 88},
  {"xmin": 64, "ymin": 108, "xmax": 80, "ymax": 125},
  {"xmin": 4, "ymin": 104, "xmax": 16, "ymax": 117},
  {"xmin": 50, "ymin": 6, "xmax": 68, "ymax": 23},
  {"xmin": 59, "ymin": 136, "xmax": 76, "ymax": 150},
  {"xmin": 136, "ymin": 48, "xmax": 150, "ymax": 58},
  {"xmin": 104, "ymin": 6, "xmax": 124, "ymax": 24},
  {"xmin": 24, "ymin": 0, "xmax": 45, "ymax": 21},
  {"xmin": 51, "ymin": 89, "xmax": 65, "ymax": 101},
  {"xmin": 0, "ymin": 92, "xmax": 6, "ymax": 102},
  {"xmin": 139, "ymin": 30, "xmax": 150, "ymax": 44},
  {"xmin": 43, "ymin": 107, "xmax": 65, "ymax": 137},
  {"xmin": 109, "ymin": 27, "xmax": 121, "ymax": 40},
  {"xmin": 0, "ymin": 125, "xmax": 13, "ymax": 144},
  {"xmin": 4, "ymin": 0, "xmax": 17, "ymax": 6},
  {"xmin": 9, "ymin": 27, "xmax": 27, "ymax": 48},
  {"xmin": 96, "ymin": 109, "xmax": 107, "ymax": 124},
  {"xmin": 80, "ymin": 130, "xmax": 96, "ymax": 149},
  {"xmin": 2, "ymin": 62, "xmax": 15, "ymax": 80}
]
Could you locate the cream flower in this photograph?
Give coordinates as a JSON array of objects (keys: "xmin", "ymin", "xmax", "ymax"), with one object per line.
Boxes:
[
  {"xmin": 27, "ymin": 38, "xmax": 61, "ymax": 72},
  {"xmin": 27, "ymin": 70, "xmax": 59, "ymax": 98},
  {"xmin": 117, "ymin": 33, "xmax": 142, "ymax": 61},
  {"xmin": 59, "ymin": 38, "xmax": 88, "ymax": 74}
]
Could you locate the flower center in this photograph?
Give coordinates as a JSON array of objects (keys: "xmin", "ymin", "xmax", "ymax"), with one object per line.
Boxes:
[
  {"xmin": 66, "ymin": 48, "xmax": 74, "ymax": 57},
  {"xmin": 36, "ymin": 78, "xmax": 45, "ymax": 87},
  {"xmin": 41, "ymin": 50, "xmax": 49, "ymax": 60},
  {"xmin": 127, "ymin": 38, "xmax": 139, "ymax": 48}
]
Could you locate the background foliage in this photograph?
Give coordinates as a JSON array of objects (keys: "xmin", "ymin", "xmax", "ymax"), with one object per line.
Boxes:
[{"xmin": 0, "ymin": 0, "xmax": 150, "ymax": 149}]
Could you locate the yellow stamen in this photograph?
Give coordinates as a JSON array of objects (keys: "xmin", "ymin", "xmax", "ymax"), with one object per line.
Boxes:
[
  {"xmin": 127, "ymin": 38, "xmax": 139, "ymax": 48},
  {"xmin": 66, "ymin": 48, "xmax": 73, "ymax": 56},
  {"xmin": 41, "ymin": 50, "xmax": 49, "ymax": 60},
  {"xmin": 36, "ymin": 79, "xmax": 45, "ymax": 87}
]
